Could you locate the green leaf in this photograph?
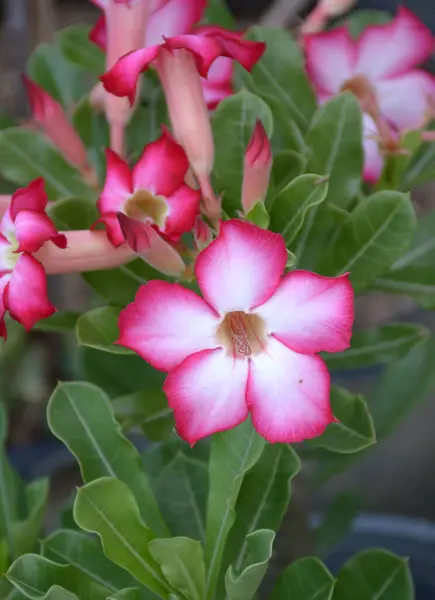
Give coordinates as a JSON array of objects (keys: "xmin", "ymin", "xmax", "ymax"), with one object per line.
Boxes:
[
  {"xmin": 323, "ymin": 323, "xmax": 429, "ymax": 371},
  {"xmin": 270, "ymin": 557, "xmax": 335, "ymax": 600},
  {"xmin": 6, "ymin": 554, "xmax": 108, "ymax": 600},
  {"xmin": 245, "ymin": 27, "xmax": 316, "ymax": 130},
  {"xmin": 82, "ymin": 266, "xmax": 141, "ymax": 306},
  {"xmin": 269, "ymin": 174, "xmax": 328, "ymax": 245},
  {"xmin": 314, "ymin": 492, "xmax": 361, "ymax": 556},
  {"xmin": 245, "ymin": 202, "xmax": 270, "ymax": 229},
  {"xmin": 0, "ymin": 129, "xmax": 95, "ymax": 201},
  {"xmin": 225, "ymin": 529, "xmax": 274, "ymax": 600},
  {"xmin": 34, "ymin": 312, "xmax": 80, "ymax": 333},
  {"xmin": 113, "ymin": 389, "xmax": 174, "ymax": 440},
  {"xmin": 73, "ymin": 478, "xmax": 171, "ymax": 598},
  {"xmin": 106, "ymin": 590, "xmax": 142, "ymax": 600},
  {"xmin": 333, "ymin": 549, "xmax": 413, "ymax": 600},
  {"xmin": 41, "ymin": 530, "xmax": 137, "ymax": 592},
  {"xmin": 203, "ymin": 0, "xmax": 236, "ymax": 29},
  {"xmin": 205, "ymin": 420, "xmax": 265, "ymax": 600},
  {"xmin": 306, "ymin": 93, "xmax": 363, "ymax": 209},
  {"xmin": 0, "ymin": 113, "xmax": 15, "ymax": 130},
  {"xmin": 212, "ymin": 91, "xmax": 273, "ymax": 213},
  {"xmin": 309, "ymin": 386, "xmax": 376, "ymax": 454},
  {"xmin": 142, "ymin": 442, "xmax": 208, "ymax": 542},
  {"xmin": 391, "ymin": 209, "xmax": 435, "ymax": 270},
  {"xmin": 402, "ymin": 140, "xmax": 435, "ymax": 190},
  {"xmin": 47, "ymin": 382, "xmax": 168, "ymax": 536},
  {"xmin": 11, "ymin": 478, "xmax": 49, "ymax": 557},
  {"xmin": 149, "ymin": 537, "xmax": 205, "ymax": 600},
  {"xmin": 47, "ymin": 197, "xmax": 99, "ymax": 231},
  {"xmin": 318, "ymin": 190, "xmax": 416, "ymax": 291},
  {"xmin": 270, "ymin": 149, "xmax": 306, "ymax": 197},
  {"xmin": 126, "ymin": 100, "xmax": 168, "ymax": 160},
  {"xmin": 339, "ymin": 9, "xmax": 391, "ymax": 38},
  {"xmin": 58, "ymin": 25, "xmax": 105, "ymax": 76},
  {"xmin": 76, "ymin": 306, "xmax": 132, "ymax": 355}
]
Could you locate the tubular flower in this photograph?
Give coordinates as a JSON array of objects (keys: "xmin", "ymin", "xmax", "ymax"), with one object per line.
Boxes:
[
  {"xmin": 0, "ymin": 179, "xmax": 67, "ymax": 337},
  {"xmin": 301, "ymin": 0, "xmax": 357, "ymax": 34},
  {"xmin": 96, "ymin": 128, "xmax": 199, "ymax": 275},
  {"xmin": 242, "ymin": 119, "xmax": 272, "ymax": 214},
  {"xmin": 304, "ymin": 7, "xmax": 435, "ymax": 182},
  {"xmin": 118, "ymin": 220, "xmax": 354, "ymax": 444},
  {"xmin": 23, "ymin": 77, "xmax": 89, "ymax": 172}
]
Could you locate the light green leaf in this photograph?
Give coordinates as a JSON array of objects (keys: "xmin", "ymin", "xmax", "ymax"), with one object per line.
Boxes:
[
  {"xmin": 333, "ymin": 549, "xmax": 413, "ymax": 600},
  {"xmin": 391, "ymin": 209, "xmax": 435, "ymax": 270},
  {"xmin": 306, "ymin": 93, "xmax": 363, "ymax": 209},
  {"xmin": 270, "ymin": 557, "xmax": 335, "ymax": 600},
  {"xmin": 106, "ymin": 590, "xmax": 144, "ymax": 600},
  {"xmin": 47, "ymin": 196, "xmax": 99, "ymax": 231},
  {"xmin": 269, "ymin": 174, "xmax": 328, "ymax": 245},
  {"xmin": 314, "ymin": 492, "xmax": 361, "ymax": 556},
  {"xmin": 245, "ymin": 202, "xmax": 270, "ymax": 229},
  {"xmin": 41, "ymin": 530, "xmax": 137, "ymax": 592},
  {"xmin": 76, "ymin": 306, "xmax": 132, "ymax": 355},
  {"xmin": 324, "ymin": 323, "xmax": 429, "ymax": 370},
  {"xmin": 225, "ymin": 529, "xmax": 274, "ymax": 600},
  {"xmin": 0, "ymin": 129, "xmax": 95, "ymax": 201},
  {"xmin": 113, "ymin": 389, "xmax": 174, "ymax": 440},
  {"xmin": 47, "ymin": 382, "xmax": 168, "ymax": 536},
  {"xmin": 149, "ymin": 537, "xmax": 205, "ymax": 600},
  {"xmin": 58, "ymin": 25, "xmax": 105, "ymax": 76},
  {"xmin": 73, "ymin": 478, "xmax": 171, "ymax": 598},
  {"xmin": 212, "ymin": 91, "xmax": 273, "ymax": 213},
  {"xmin": 205, "ymin": 420, "xmax": 265, "ymax": 600},
  {"xmin": 318, "ymin": 190, "xmax": 416, "ymax": 291},
  {"xmin": 309, "ymin": 386, "xmax": 376, "ymax": 454}
]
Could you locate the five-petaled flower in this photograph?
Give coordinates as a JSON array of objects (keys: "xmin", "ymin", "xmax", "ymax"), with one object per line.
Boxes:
[
  {"xmin": 118, "ymin": 220, "xmax": 354, "ymax": 444},
  {"xmin": 304, "ymin": 7, "xmax": 435, "ymax": 182},
  {"xmin": 0, "ymin": 179, "xmax": 67, "ymax": 337}
]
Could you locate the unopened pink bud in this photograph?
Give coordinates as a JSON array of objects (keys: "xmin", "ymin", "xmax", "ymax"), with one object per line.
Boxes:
[
  {"xmin": 194, "ymin": 216, "xmax": 213, "ymax": 250},
  {"xmin": 241, "ymin": 119, "xmax": 272, "ymax": 214},
  {"xmin": 24, "ymin": 76, "xmax": 89, "ymax": 170}
]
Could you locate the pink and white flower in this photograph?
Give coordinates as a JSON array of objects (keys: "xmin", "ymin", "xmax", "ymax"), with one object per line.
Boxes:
[
  {"xmin": 118, "ymin": 219, "xmax": 354, "ymax": 444},
  {"xmin": 242, "ymin": 119, "xmax": 272, "ymax": 214},
  {"xmin": 0, "ymin": 179, "xmax": 67, "ymax": 337},
  {"xmin": 304, "ymin": 7, "xmax": 435, "ymax": 182}
]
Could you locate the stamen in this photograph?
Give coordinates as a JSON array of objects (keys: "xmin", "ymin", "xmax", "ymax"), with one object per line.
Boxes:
[
  {"xmin": 124, "ymin": 189, "xmax": 168, "ymax": 229},
  {"xmin": 217, "ymin": 311, "xmax": 267, "ymax": 358}
]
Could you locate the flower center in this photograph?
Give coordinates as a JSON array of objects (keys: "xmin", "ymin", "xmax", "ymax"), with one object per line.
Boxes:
[
  {"xmin": 124, "ymin": 189, "xmax": 168, "ymax": 229},
  {"xmin": 217, "ymin": 311, "xmax": 267, "ymax": 358},
  {"xmin": 340, "ymin": 74, "xmax": 378, "ymax": 115}
]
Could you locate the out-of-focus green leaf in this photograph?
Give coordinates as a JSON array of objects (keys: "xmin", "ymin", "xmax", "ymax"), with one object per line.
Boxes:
[
  {"xmin": 270, "ymin": 557, "xmax": 335, "ymax": 600},
  {"xmin": 113, "ymin": 389, "xmax": 174, "ymax": 440},
  {"xmin": 48, "ymin": 197, "xmax": 99, "ymax": 231},
  {"xmin": 314, "ymin": 492, "xmax": 361, "ymax": 556},
  {"xmin": 58, "ymin": 25, "xmax": 105, "ymax": 76},
  {"xmin": 34, "ymin": 312, "xmax": 80, "ymax": 333},
  {"xmin": 203, "ymin": 0, "xmax": 236, "ymax": 29}
]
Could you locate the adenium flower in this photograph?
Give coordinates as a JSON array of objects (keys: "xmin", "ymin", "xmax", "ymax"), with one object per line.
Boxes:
[
  {"xmin": 118, "ymin": 220, "xmax": 354, "ymax": 444},
  {"xmin": 96, "ymin": 128, "xmax": 199, "ymax": 276},
  {"xmin": 242, "ymin": 119, "xmax": 272, "ymax": 214},
  {"xmin": 301, "ymin": 0, "xmax": 357, "ymax": 34},
  {"xmin": 0, "ymin": 179, "xmax": 67, "ymax": 337},
  {"xmin": 304, "ymin": 7, "xmax": 435, "ymax": 182}
]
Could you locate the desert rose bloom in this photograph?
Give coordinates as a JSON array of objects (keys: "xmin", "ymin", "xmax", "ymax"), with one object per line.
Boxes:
[
  {"xmin": 302, "ymin": 0, "xmax": 357, "ymax": 34},
  {"xmin": 304, "ymin": 7, "xmax": 435, "ymax": 182},
  {"xmin": 0, "ymin": 179, "xmax": 67, "ymax": 337},
  {"xmin": 118, "ymin": 220, "xmax": 354, "ymax": 444},
  {"xmin": 242, "ymin": 119, "xmax": 272, "ymax": 214},
  {"xmin": 96, "ymin": 128, "xmax": 199, "ymax": 275}
]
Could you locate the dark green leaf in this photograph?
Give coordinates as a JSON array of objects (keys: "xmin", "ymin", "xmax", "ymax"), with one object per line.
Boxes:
[
  {"xmin": 203, "ymin": 0, "xmax": 236, "ymax": 29},
  {"xmin": 72, "ymin": 98, "xmax": 109, "ymax": 150},
  {"xmin": 270, "ymin": 150, "xmax": 306, "ymax": 197},
  {"xmin": 375, "ymin": 267, "xmax": 435, "ymax": 309},
  {"xmin": 339, "ymin": 9, "xmax": 391, "ymax": 38},
  {"xmin": 76, "ymin": 306, "xmax": 132, "ymax": 355},
  {"xmin": 0, "ymin": 113, "xmax": 15, "ymax": 130},
  {"xmin": 11, "ymin": 479, "xmax": 49, "ymax": 557},
  {"xmin": 270, "ymin": 557, "xmax": 335, "ymax": 600},
  {"xmin": 402, "ymin": 140, "xmax": 435, "ymax": 190},
  {"xmin": 47, "ymin": 197, "xmax": 99, "ymax": 231},
  {"xmin": 314, "ymin": 492, "xmax": 361, "ymax": 556},
  {"xmin": 58, "ymin": 25, "xmax": 105, "ymax": 76},
  {"xmin": 127, "ymin": 100, "xmax": 168, "ymax": 160},
  {"xmin": 34, "ymin": 312, "xmax": 80, "ymax": 333},
  {"xmin": 113, "ymin": 389, "xmax": 174, "ymax": 440}
]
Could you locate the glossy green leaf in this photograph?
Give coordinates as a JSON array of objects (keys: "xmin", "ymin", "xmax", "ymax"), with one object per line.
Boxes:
[
  {"xmin": 76, "ymin": 306, "xmax": 132, "ymax": 355},
  {"xmin": 314, "ymin": 492, "xmax": 361, "ymax": 556},
  {"xmin": 142, "ymin": 442, "xmax": 208, "ymax": 541},
  {"xmin": 318, "ymin": 190, "xmax": 416, "ymax": 291},
  {"xmin": 270, "ymin": 149, "xmax": 306, "ymax": 197},
  {"xmin": 41, "ymin": 530, "xmax": 137, "ymax": 592},
  {"xmin": 48, "ymin": 197, "xmax": 99, "ymax": 231},
  {"xmin": 34, "ymin": 312, "xmax": 80, "ymax": 333},
  {"xmin": 269, "ymin": 174, "xmax": 328, "ymax": 245},
  {"xmin": 73, "ymin": 478, "xmax": 171, "ymax": 598},
  {"xmin": 270, "ymin": 557, "xmax": 335, "ymax": 600},
  {"xmin": 225, "ymin": 529, "xmax": 274, "ymax": 600},
  {"xmin": 306, "ymin": 93, "xmax": 363, "ymax": 209},
  {"xmin": 0, "ymin": 129, "xmax": 95, "ymax": 201},
  {"xmin": 333, "ymin": 549, "xmax": 413, "ymax": 600},
  {"xmin": 58, "ymin": 25, "xmax": 105, "ymax": 76},
  {"xmin": 324, "ymin": 323, "xmax": 429, "ymax": 371},
  {"xmin": 205, "ymin": 420, "xmax": 265, "ymax": 600},
  {"xmin": 47, "ymin": 382, "xmax": 168, "ymax": 536},
  {"xmin": 6, "ymin": 554, "xmax": 108, "ymax": 600},
  {"xmin": 310, "ymin": 387, "xmax": 375, "ymax": 454},
  {"xmin": 113, "ymin": 389, "xmax": 173, "ymax": 440},
  {"xmin": 149, "ymin": 537, "xmax": 205, "ymax": 600},
  {"xmin": 212, "ymin": 91, "xmax": 273, "ymax": 213}
]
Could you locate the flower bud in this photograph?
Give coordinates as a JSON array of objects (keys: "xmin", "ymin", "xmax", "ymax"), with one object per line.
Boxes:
[
  {"xmin": 241, "ymin": 120, "xmax": 272, "ymax": 214},
  {"xmin": 302, "ymin": 0, "xmax": 356, "ymax": 33}
]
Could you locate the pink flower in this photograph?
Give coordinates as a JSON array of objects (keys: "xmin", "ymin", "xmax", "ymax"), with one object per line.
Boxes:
[
  {"xmin": 304, "ymin": 7, "xmax": 435, "ymax": 182},
  {"xmin": 0, "ymin": 179, "xmax": 67, "ymax": 337},
  {"xmin": 96, "ymin": 128, "xmax": 199, "ymax": 275},
  {"xmin": 242, "ymin": 119, "xmax": 272, "ymax": 214},
  {"xmin": 302, "ymin": 0, "xmax": 357, "ymax": 34},
  {"xmin": 118, "ymin": 220, "xmax": 354, "ymax": 444}
]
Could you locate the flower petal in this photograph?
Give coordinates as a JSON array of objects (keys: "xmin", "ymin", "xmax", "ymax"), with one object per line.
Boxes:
[
  {"xmin": 0, "ymin": 276, "xmax": 9, "ymax": 339},
  {"xmin": 195, "ymin": 219, "xmax": 287, "ymax": 314},
  {"xmin": 163, "ymin": 184, "xmax": 201, "ymax": 239},
  {"xmin": 117, "ymin": 280, "xmax": 220, "ymax": 370},
  {"xmin": 89, "ymin": 14, "xmax": 107, "ymax": 50},
  {"xmin": 6, "ymin": 254, "xmax": 55, "ymax": 330},
  {"xmin": 94, "ymin": 212, "xmax": 125, "ymax": 247},
  {"xmin": 201, "ymin": 80, "xmax": 233, "ymax": 109},
  {"xmin": 98, "ymin": 149, "xmax": 132, "ymax": 215},
  {"xmin": 101, "ymin": 45, "xmax": 161, "ymax": 105},
  {"xmin": 254, "ymin": 271, "xmax": 354, "ymax": 354},
  {"xmin": 356, "ymin": 7, "xmax": 435, "ymax": 79},
  {"xmin": 207, "ymin": 29, "xmax": 265, "ymax": 72},
  {"xmin": 163, "ymin": 35, "xmax": 223, "ymax": 77},
  {"xmin": 362, "ymin": 113, "xmax": 384, "ymax": 183},
  {"xmin": 376, "ymin": 69, "xmax": 435, "ymax": 131},
  {"xmin": 14, "ymin": 210, "xmax": 67, "ymax": 253},
  {"xmin": 117, "ymin": 213, "xmax": 151, "ymax": 253},
  {"xmin": 146, "ymin": 0, "xmax": 206, "ymax": 46},
  {"xmin": 164, "ymin": 348, "xmax": 249, "ymax": 444},
  {"xmin": 247, "ymin": 337, "xmax": 333, "ymax": 443},
  {"xmin": 304, "ymin": 27, "xmax": 356, "ymax": 95},
  {"xmin": 9, "ymin": 178, "xmax": 47, "ymax": 220},
  {"xmin": 132, "ymin": 129, "xmax": 189, "ymax": 197}
]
